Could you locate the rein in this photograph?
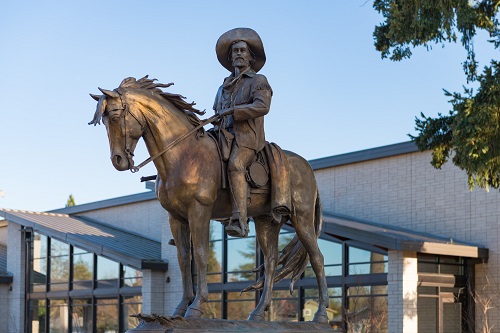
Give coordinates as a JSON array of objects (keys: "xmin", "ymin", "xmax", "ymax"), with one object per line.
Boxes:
[
  {"xmin": 129, "ymin": 112, "xmax": 221, "ymax": 173},
  {"xmin": 111, "ymin": 89, "xmax": 221, "ymax": 173}
]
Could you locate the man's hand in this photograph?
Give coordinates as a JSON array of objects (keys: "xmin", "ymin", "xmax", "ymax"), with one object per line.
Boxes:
[{"xmin": 220, "ymin": 107, "xmax": 234, "ymax": 117}]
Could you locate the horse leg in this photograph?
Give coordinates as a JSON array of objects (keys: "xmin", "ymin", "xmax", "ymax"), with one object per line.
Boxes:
[
  {"xmin": 169, "ymin": 214, "xmax": 194, "ymax": 317},
  {"xmin": 184, "ymin": 201, "xmax": 212, "ymax": 318},
  {"xmin": 293, "ymin": 209, "xmax": 329, "ymax": 323},
  {"xmin": 248, "ymin": 215, "xmax": 281, "ymax": 321}
]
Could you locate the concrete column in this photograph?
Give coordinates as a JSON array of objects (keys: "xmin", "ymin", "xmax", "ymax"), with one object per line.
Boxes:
[
  {"xmin": 141, "ymin": 269, "xmax": 166, "ymax": 314},
  {"xmin": 7, "ymin": 222, "xmax": 26, "ymax": 333},
  {"xmin": 387, "ymin": 250, "xmax": 418, "ymax": 333}
]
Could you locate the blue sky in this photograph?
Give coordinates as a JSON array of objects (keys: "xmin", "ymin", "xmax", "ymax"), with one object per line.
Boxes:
[{"xmin": 0, "ymin": 1, "xmax": 497, "ymax": 211}]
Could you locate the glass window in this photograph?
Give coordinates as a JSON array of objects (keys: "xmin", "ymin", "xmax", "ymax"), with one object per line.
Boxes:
[
  {"xmin": 227, "ymin": 291, "xmax": 255, "ymax": 320},
  {"xmin": 440, "ymin": 256, "xmax": 464, "ymax": 275},
  {"xmin": 305, "ymin": 239, "xmax": 342, "ymax": 277},
  {"xmin": 209, "ymin": 220, "xmax": 224, "ymax": 242},
  {"xmin": 347, "ymin": 294, "xmax": 388, "ymax": 333},
  {"xmin": 29, "ymin": 300, "xmax": 46, "ymax": 333},
  {"xmin": 347, "ymin": 286, "xmax": 388, "ymax": 333},
  {"xmin": 31, "ymin": 258, "xmax": 47, "ymax": 292},
  {"xmin": 97, "ymin": 256, "xmax": 119, "ymax": 288},
  {"xmin": 49, "ymin": 299, "xmax": 68, "ymax": 333},
  {"xmin": 201, "ymin": 293, "xmax": 222, "ymax": 319},
  {"xmin": 226, "ymin": 236, "xmax": 256, "ymax": 282},
  {"xmin": 50, "ymin": 256, "xmax": 69, "ymax": 291},
  {"xmin": 348, "ymin": 246, "xmax": 387, "ymax": 275},
  {"xmin": 207, "ymin": 240, "xmax": 222, "ymax": 283},
  {"xmin": 73, "ymin": 251, "xmax": 94, "ymax": 290},
  {"xmin": 50, "ymin": 239, "xmax": 69, "ymax": 257},
  {"xmin": 33, "ymin": 233, "xmax": 47, "ymax": 259},
  {"xmin": 122, "ymin": 295, "xmax": 142, "ymax": 330},
  {"xmin": 49, "ymin": 239, "xmax": 70, "ymax": 291},
  {"xmin": 71, "ymin": 299, "xmax": 93, "ymax": 333},
  {"xmin": 303, "ymin": 287, "xmax": 342, "ymax": 324},
  {"xmin": 268, "ymin": 289, "xmax": 298, "ymax": 322},
  {"xmin": 418, "ymin": 255, "xmax": 465, "ymax": 275},
  {"xmin": 123, "ymin": 265, "xmax": 142, "ymax": 287},
  {"xmin": 96, "ymin": 298, "xmax": 118, "ymax": 333},
  {"xmin": 418, "ymin": 296, "xmax": 438, "ymax": 333}
]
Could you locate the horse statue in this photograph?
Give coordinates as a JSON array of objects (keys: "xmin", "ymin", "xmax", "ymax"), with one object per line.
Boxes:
[{"xmin": 89, "ymin": 76, "xmax": 329, "ymax": 323}]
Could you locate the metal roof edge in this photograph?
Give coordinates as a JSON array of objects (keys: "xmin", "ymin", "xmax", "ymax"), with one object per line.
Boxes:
[
  {"xmin": 50, "ymin": 191, "xmax": 157, "ymax": 214},
  {"xmin": 1, "ymin": 210, "xmax": 164, "ymax": 271},
  {"xmin": 309, "ymin": 141, "xmax": 420, "ymax": 170},
  {"xmin": 322, "ymin": 211, "xmax": 488, "ymax": 259}
]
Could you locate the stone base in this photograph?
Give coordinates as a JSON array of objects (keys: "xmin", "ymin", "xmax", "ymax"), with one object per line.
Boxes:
[{"xmin": 126, "ymin": 314, "xmax": 332, "ymax": 333}]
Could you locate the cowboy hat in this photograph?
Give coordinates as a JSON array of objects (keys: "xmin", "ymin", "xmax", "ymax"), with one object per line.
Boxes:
[{"xmin": 216, "ymin": 28, "xmax": 266, "ymax": 73}]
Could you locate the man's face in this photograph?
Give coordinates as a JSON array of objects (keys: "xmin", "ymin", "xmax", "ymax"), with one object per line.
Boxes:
[{"xmin": 231, "ymin": 41, "xmax": 253, "ymax": 68}]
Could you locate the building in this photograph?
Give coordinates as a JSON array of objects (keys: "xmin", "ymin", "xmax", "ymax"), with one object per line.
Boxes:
[{"xmin": 0, "ymin": 141, "xmax": 496, "ymax": 333}]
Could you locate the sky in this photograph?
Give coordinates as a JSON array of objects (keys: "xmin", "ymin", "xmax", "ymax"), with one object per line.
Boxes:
[{"xmin": 0, "ymin": 1, "xmax": 498, "ymax": 212}]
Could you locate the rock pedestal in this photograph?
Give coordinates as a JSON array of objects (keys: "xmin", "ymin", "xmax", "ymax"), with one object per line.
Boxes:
[{"xmin": 126, "ymin": 314, "xmax": 333, "ymax": 333}]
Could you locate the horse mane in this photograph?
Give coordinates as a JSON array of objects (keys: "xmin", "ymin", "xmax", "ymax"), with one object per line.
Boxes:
[{"xmin": 118, "ymin": 76, "xmax": 206, "ymax": 122}]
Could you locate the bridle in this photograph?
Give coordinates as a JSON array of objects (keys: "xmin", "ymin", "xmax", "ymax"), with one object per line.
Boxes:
[
  {"xmin": 107, "ymin": 90, "xmax": 145, "ymax": 170},
  {"xmin": 108, "ymin": 90, "xmax": 221, "ymax": 173}
]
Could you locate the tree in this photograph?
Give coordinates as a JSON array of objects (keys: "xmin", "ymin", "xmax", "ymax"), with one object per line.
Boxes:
[
  {"xmin": 65, "ymin": 194, "xmax": 76, "ymax": 207},
  {"xmin": 373, "ymin": 0, "xmax": 500, "ymax": 190}
]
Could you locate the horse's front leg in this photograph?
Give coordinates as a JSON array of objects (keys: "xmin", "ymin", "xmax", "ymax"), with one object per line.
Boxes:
[
  {"xmin": 184, "ymin": 201, "xmax": 212, "ymax": 318},
  {"xmin": 248, "ymin": 215, "xmax": 281, "ymax": 321},
  {"xmin": 169, "ymin": 214, "xmax": 194, "ymax": 317}
]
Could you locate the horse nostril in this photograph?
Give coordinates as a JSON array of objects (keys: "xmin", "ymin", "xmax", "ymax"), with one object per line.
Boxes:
[{"xmin": 114, "ymin": 155, "xmax": 122, "ymax": 165}]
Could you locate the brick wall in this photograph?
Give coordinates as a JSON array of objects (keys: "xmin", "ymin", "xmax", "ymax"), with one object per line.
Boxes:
[
  {"xmin": 0, "ymin": 284, "xmax": 10, "ymax": 333},
  {"xmin": 80, "ymin": 199, "xmax": 168, "ymax": 242},
  {"xmin": 7, "ymin": 221, "xmax": 25, "ymax": 333}
]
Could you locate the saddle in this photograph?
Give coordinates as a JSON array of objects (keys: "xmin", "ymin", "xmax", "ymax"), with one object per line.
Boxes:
[{"xmin": 207, "ymin": 130, "xmax": 292, "ymax": 222}]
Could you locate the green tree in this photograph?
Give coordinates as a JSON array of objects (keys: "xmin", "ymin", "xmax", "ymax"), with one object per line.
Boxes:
[
  {"xmin": 66, "ymin": 194, "xmax": 76, "ymax": 207},
  {"xmin": 373, "ymin": 0, "xmax": 500, "ymax": 190}
]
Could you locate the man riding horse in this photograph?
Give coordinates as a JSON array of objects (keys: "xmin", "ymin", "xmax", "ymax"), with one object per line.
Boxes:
[{"xmin": 214, "ymin": 28, "xmax": 273, "ymax": 238}]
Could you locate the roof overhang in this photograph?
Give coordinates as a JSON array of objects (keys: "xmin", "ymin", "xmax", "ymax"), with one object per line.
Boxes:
[
  {"xmin": 322, "ymin": 212, "xmax": 488, "ymax": 261},
  {"xmin": 0, "ymin": 209, "xmax": 168, "ymax": 271}
]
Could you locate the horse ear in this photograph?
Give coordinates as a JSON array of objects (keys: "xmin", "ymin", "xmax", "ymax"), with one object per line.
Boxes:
[
  {"xmin": 89, "ymin": 93, "xmax": 101, "ymax": 101},
  {"xmin": 98, "ymin": 87, "xmax": 120, "ymax": 98}
]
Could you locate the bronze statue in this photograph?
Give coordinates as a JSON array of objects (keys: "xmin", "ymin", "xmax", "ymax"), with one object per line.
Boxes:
[
  {"xmin": 89, "ymin": 28, "xmax": 329, "ymax": 324},
  {"xmin": 214, "ymin": 28, "xmax": 272, "ymax": 238}
]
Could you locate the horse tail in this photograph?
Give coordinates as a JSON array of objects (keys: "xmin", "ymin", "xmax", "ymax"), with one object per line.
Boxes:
[{"xmin": 241, "ymin": 189, "xmax": 322, "ymax": 294}]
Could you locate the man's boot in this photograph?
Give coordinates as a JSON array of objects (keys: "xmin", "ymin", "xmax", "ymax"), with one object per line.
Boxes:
[{"xmin": 226, "ymin": 171, "xmax": 250, "ymax": 237}]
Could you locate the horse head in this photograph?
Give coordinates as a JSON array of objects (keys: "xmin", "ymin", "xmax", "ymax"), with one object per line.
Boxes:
[{"xmin": 89, "ymin": 86, "xmax": 145, "ymax": 171}]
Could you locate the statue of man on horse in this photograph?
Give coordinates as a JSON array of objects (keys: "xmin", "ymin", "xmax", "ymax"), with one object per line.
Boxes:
[
  {"xmin": 213, "ymin": 28, "xmax": 275, "ymax": 238},
  {"xmin": 89, "ymin": 27, "xmax": 329, "ymax": 322}
]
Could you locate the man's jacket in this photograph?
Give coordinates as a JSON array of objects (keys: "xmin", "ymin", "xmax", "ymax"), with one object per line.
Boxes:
[{"xmin": 213, "ymin": 69, "xmax": 272, "ymax": 152}]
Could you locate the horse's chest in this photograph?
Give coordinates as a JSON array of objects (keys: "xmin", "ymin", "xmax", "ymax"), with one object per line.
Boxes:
[{"xmin": 157, "ymin": 183, "xmax": 195, "ymax": 216}]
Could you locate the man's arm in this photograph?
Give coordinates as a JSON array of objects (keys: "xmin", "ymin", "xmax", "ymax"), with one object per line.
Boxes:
[{"xmin": 233, "ymin": 76, "xmax": 272, "ymax": 121}]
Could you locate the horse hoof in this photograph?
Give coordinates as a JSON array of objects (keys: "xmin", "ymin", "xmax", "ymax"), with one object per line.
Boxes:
[
  {"xmin": 312, "ymin": 312, "xmax": 329, "ymax": 323},
  {"xmin": 248, "ymin": 312, "xmax": 266, "ymax": 321},
  {"xmin": 185, "ymin": 307, "xmax": 203, "ymax": 318}
]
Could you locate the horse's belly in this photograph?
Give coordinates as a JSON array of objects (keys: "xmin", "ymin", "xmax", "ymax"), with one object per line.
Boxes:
[{"xmin": 211, "ymin": 189, "xmax": 271, "ymax": 219}]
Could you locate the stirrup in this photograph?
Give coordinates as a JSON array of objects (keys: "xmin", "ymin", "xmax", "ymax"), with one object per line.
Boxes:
[{"xmin": 225, "ymin": 218, "xmax": 249, "ymax": 238}]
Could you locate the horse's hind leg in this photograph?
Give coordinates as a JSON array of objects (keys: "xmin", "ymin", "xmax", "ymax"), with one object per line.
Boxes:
[
  {"xmin": 248, "ymin": 215, "xmax": 281, "ymax": 321},
  {"xmin": 169, "ymin": 214, "xmax": 194, "ymax": 316},
  {"xmin": 293, "ymin": 209, "xmax": 329, "ymax": 323}
]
